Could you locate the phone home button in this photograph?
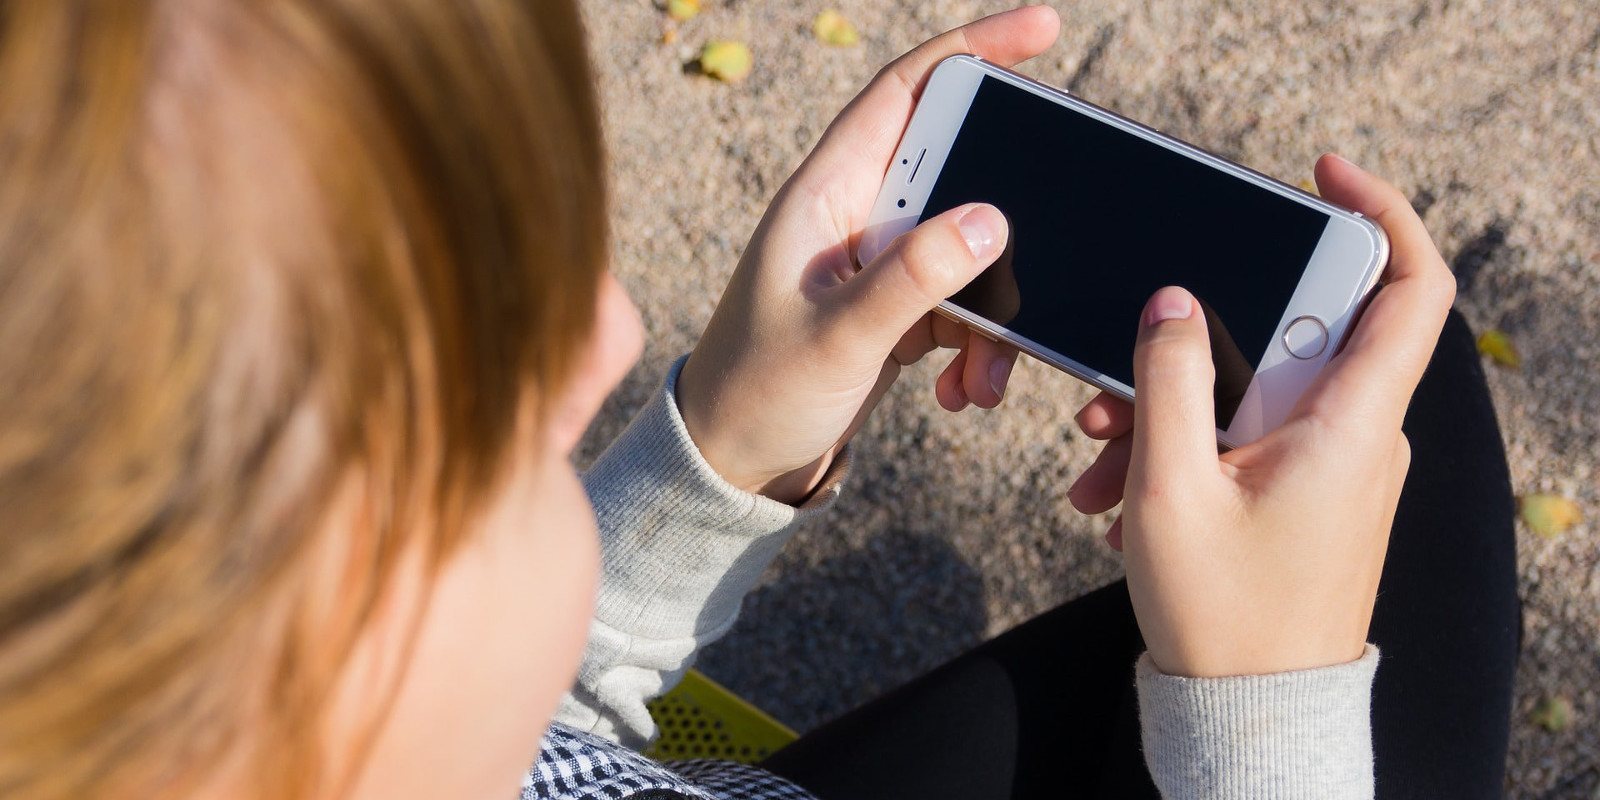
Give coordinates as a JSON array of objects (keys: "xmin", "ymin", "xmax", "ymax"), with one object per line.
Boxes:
[{"xmin": 1283, "ymin": 315, "xmax": 1329, "ymax": 360}]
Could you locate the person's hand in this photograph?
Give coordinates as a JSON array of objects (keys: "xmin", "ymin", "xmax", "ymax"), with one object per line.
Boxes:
[
  {"xmin": 678, "ymin": 7, "xmax": 1061, "ymax": 504},
  {"xmin": 1066, "ymin": 154, "xmax": 1455, "ymax": 678}
]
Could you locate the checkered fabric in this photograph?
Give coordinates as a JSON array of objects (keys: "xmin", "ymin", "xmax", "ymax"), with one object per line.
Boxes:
[{"xmin": 522, "ymin": 722, "xmax": 816, "ymax": 800}]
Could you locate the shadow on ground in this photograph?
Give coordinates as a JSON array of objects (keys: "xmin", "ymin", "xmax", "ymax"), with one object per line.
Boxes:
[{"xmin": 698, "ymin": 531, "xmax": 988, "ymax": 730}]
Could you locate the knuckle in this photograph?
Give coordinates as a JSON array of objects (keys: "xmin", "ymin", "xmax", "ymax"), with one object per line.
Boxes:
[
  {"xmin": 894, "ymin": 228, "xmax": 960, "ymax": 302},
  {"xmin": 1431, "ymin": 265, "xmax": 1458, "ymax": 310},
  {"xmin": 1128, "ymin": 474, "xmax": 1199, "ymax": 516},
  {"xmin": 1380, "ymin": 180, "xmax": 1413, "ymax": 213},
  {"xmin": 1406, "ymin": 267, "xmax": 1456, "ymax": 320},
  {"xmin": 878, "ymin": 61, "xmax": 919, "ymax": 97},
  {"xmin": 1367, "ymin": 173, "xmax": 1412, "ymax": 216},
  {"xmin": 1137, "ymin": 336, "xmax": 1214, "ymax": 385},
  {"xmin": 1392, "ymin": 433, "xmax": 1413, "ymax": 474}
]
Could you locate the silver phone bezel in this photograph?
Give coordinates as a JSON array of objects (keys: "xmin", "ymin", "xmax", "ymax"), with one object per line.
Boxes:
[{"xmin": 858, "ymin": 55, "xmax": 1389, "ymax": 447}]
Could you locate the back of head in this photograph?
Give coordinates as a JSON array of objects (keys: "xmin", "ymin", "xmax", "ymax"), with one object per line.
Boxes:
[{"xmin": 0, "ymin": 0, "xmax": 604, "ymax": 795}]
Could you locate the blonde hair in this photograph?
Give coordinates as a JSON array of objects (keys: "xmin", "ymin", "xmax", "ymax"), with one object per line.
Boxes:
[{"xmin": 0, "ymin": 0, "xmax": 605, "ymax": 796}]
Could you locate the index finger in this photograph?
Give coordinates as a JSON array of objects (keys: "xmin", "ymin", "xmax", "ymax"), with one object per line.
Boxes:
[
  {"xmin": 1295, "ymin": 154, "xmax": 1456, "ymax": 434},
  {"xmin": 798, "ymin": 6, "xmax": 1062, "ymax": 187}
]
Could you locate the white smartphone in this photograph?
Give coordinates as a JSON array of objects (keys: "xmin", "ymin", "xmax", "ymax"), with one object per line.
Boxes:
[{"xmin": 859, "ymin": 55, "xmax": 1389, "ymax": 447}]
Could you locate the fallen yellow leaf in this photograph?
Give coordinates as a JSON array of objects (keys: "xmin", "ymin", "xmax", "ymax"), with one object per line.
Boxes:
[
  {"xmin": 1476, "ymin": 329, "xmax": 1522, "ymax": 368},
  {"xmin": 1297, "ymin": 178, "xmax": 1319, "ymax": 196},
  {"xmin": 700, "ymin": 40, "xmax": 752, "ymax": 82},
  {"xmin": 1531, "ymin": 696, "xmax": 1573, "ymax": 732},
  {"xmin": 813, "ymin": 10, "xmax": 860, "ymax": 46},
  {"xmin": 666, "ymin": 0, "xmax": 699, "ymax": 21},
  {"xmin": 1519, "ymin": 493, "xmax": 1581, "ymax": 538}
]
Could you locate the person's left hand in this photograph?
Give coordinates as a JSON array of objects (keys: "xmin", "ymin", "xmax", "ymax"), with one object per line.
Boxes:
[{"xmin": 678, "ymin": 6, "xmax": 1062, "ymax": 504}]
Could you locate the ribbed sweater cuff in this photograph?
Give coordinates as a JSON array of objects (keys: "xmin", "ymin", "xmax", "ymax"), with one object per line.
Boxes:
[
  {"xmin": 1136, "ymin": 646, "xmax": 1380, "ymax": 799},
  {"xmin": 581, "ymin": 356, "xmax": 846, "ymax": 641}
]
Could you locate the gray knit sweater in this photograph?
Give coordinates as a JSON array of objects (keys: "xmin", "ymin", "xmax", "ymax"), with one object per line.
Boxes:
[{"xmin": 556, "ymin": 359, "xmax": 1380, "ymax": 799}]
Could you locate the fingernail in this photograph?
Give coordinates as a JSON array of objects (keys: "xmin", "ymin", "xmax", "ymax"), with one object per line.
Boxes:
[
  {"xmin": 1329, "ymin": 152, "xmax": 1359, "ymax": 170},
  {"xmin": 958, "ymin": 204, "xmax": 1003, "ymax": 260},
  {"xmin": 1143, "ymin": 286, "xmax": 1194, "ymax": 327},
  {"xmin": 988, "ymin": 358, "xmax": 1013, "ymax": 397}
]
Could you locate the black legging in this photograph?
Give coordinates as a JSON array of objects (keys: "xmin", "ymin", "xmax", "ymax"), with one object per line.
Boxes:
[{"xmin": 763, "ymin": 311, "xmax": 1520, "ymax": 799}]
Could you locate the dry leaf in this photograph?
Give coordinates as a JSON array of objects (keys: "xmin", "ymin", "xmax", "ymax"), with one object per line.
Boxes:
[
  {"xmin": 1297, "ymin": 178, "xmax": 1319, "ymax": 195},
  {"xmin": 1519, "ymin": 493, "xmax": 1581, "ymax": 538},
  {"xmin": 813, "ymin": 10, "xmax": 860, "ymax": 46},
  {"xmin": 1531, "ymin": 696, "xmax": 1574, "ymax": 732},
  {"xmin": 700, "ymin": 41, "xmax": 752, "ymax": 83},
  {"xmin": 666, "ymin": 0, "xmax": 699, "ymax": 21},
  {"xmin": 661, "ymin": 26, "xmax": 678, "ymax": 45},
  {"xmin": 1476, "ymin": 329, "xmax": 1522, "ymax": 368}
]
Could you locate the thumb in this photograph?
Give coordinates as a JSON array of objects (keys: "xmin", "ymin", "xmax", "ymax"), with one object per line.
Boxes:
[
  {"xmin": 835, "ymin": 203, "xmax": 1007, "ymax": 350},
  {"xmin": 1129, "ymin": 286, "xmax": 1219, "ymax": 482}
]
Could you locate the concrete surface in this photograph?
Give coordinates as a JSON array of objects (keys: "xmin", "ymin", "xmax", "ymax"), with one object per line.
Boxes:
[{"xmin": 575, "ymin": 1, "xmax": 1600, "ymax": 795}]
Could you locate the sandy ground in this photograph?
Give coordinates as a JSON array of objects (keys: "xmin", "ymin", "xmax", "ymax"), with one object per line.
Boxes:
[{"xmin": 574, "ymin": 1, "xmax": 1600, "ymax": 795}]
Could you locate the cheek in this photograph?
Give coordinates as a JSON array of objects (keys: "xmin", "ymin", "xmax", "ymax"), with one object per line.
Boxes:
[
  {"xmin": 480, "ymin": 461, "xmax": 601, "ymax": 737},
  {"xmin": 346, "ymin": 456, "xmax": 599, "ymax": 800},
  {"xmin": 519, "ymin": 466, "xmax": 602, "ymax": 716}
]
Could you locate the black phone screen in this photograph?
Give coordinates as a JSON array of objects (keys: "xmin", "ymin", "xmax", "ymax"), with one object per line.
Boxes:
[{"xmin": 922, "ymin": 75, "xmax": 1331, "ymax": 428}]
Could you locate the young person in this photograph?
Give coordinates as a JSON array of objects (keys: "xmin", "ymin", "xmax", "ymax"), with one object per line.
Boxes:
[{"xmin": 0, "ymin": 3, "xmax": 1514, "ymax": 800}]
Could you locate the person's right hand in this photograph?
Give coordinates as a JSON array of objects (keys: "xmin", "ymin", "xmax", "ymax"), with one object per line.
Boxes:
[
  {"xmin": 1066, "ymin": 154, "xmax": 1455, "ymax": 678},
  {"xmin": 676, "ymin": 8, "xmax": 1057, "ymax": 505}
]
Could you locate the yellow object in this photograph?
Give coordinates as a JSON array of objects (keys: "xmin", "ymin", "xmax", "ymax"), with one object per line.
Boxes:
[
  {"xmin": 666, "ymin": 0, "xmax": 699, "ymax": 21},
  {"xmin": 646, "ymin": 669, "xmax": 797, "ymax": 763},
  {"xmin": 700, "ymin": 41, "xmax": 753, "ymax": 83},
  {"xmin": 1519, "ymin": 493, "xmax": 1582, "ymax": 538},
  {"xmin": 813, "ymin": 10, "xmax": 860, "ymax": 46},
  {"xmin": 1476, "ymin": 329, "xmax": 1522, "ymax": 368}
]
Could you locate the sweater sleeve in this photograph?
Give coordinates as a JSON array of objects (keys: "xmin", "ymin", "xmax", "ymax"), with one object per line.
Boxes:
[
  {"xmin": 1137, "ymin": 646, "xmax": 1381, "ymax": 799},
  {"xmin": 553, "ymin": 356, "xmax": 847, "ymax": 749}
]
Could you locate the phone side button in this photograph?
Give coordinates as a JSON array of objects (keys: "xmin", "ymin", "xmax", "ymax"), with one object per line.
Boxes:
[{"xmin": 1283, "ymin": 315, "xmax": 1329, "ymax": 360}]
